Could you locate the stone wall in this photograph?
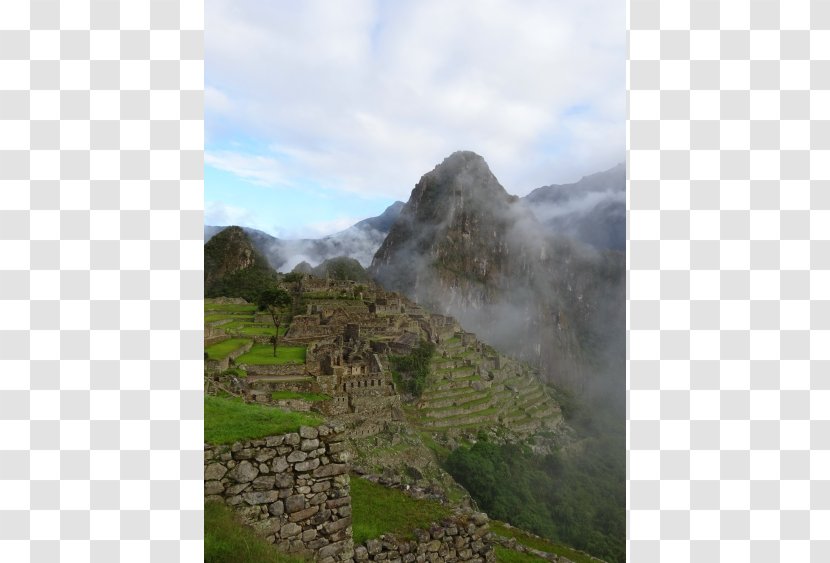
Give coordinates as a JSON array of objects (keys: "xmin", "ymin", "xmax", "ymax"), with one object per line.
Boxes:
[
  {"xmin": 244, "ymin": 363, "xmax": 309, "ymax": 377},
  {"xmin": 204, "ymin": 424, "xmax": 355, "ymax": 562},
  {"xmin": 354, "ymin": 511, "xmax": 495, "ymax": 562}
]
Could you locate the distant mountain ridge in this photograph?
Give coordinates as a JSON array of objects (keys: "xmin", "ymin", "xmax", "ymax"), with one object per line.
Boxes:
[
  {"xmin": 205, "ymin": 201, "xmax": 405, "ymax": 271},
  {"xmin": 523, "ymin": 163, "xmax": 625, "ymax": 251}
]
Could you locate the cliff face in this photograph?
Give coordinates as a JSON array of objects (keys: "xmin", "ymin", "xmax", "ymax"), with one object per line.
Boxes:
[{"xmin": 371, "ymin": 151, "xmax": 624, "ymax": 392}]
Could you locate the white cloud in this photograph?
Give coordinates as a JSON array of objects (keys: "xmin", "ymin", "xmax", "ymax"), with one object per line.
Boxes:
[
  {"xmin": 205, "ymin": 0, "xmax": 625, "ymax": 199},
  {"xmin": 205, "ymin": 200, "xmax": 257, "ymax": 227},
  {"xmin": 204, "ymin": 151, "xmax": 287, "ymax": 187}
]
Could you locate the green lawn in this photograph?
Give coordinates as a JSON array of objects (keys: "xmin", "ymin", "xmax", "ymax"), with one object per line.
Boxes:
[
  {"xmin": 489, "ymin": 522, "xmax": 595, "ymax": 563},
  {"xmin": 204, "ymin": 396, "xmax": 322, "ymax": 444},
  {"xmin": 236, "ymin": 345, "xmax": 306, "ymax": 365},
  {"xmin": 205, "ymin": 501, "xmax": 308, "ymax": 563},
  {"xmin": 494, "ymin": 546, "xmax": 546, "ymax": 562},
  {"xmin": 351, "ymin": 476, "xmax": 452, "ymax": 544},
  {"xmin": 271, "ymin": 391, "xmax": 331, "ymax": 402},
  {"xmin": 204, "ymin": 303, "xmax": 259, "ymax": 312},
  {"xmin": 205, "ymin": 314, "xmax": 243, "ymax": 324},
  {"xmin": 205, "ymin": 339, "xmax": 251, "ymax": 361},
  {"xmin": 224, "ymin": 323, "xmax": 287, "ymax": 337}
]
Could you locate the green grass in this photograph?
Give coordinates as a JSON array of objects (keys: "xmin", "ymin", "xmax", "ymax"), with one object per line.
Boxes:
[
  {"xmin": 270, "ymin": 391, "xmax": 331, "ymax": 402},
  {"xmin": 205, "ymin": 339, "xmax": 251, "ymax": 361},
  {"xmin": 204, "ymin": 396, "xmax": 322, "ymax": 444},
  {"xmin": 205, "ymin": 314, "xmax": 242, "ymax": 323},
  {"xmin": 494, "ymin": 546, "xmax": 546, "ymax": 562},
  {"xmin": 236, "ymin": 345, "xmax": 307, "ymax": 365},
  {"xmin": 220, "ymin": 367, "xmax": 247, "ymax": 378},
  {"xmin": 351, "ymin": 476, "xmax": 451, "ymax": 544},
  {"xmin": 220, "ymin": 322, "xmax": 287, "ymax": 337},
  {"xmin": 489, "ymin": 522, "xmax": 595, "ymax": 563},
  {"xmin": 417, "ymin": 431, "xmax": 451, "ymax": 462},
  {"xmin": 204, "ymin": 303, "xmax": 259, "ymax": 312},
  {"xmin": 205, "ymin": 501, "xmax": 308, "ymax": 563}
]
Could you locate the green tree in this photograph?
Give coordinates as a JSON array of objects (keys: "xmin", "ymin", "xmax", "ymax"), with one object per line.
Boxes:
[
  {"xmin": 281, "ymin": 272, "xmax": 304, "ymax": 317},
  {"xmin": 258, "ymin": 288, "xmax": 292, "ymax": 357}
]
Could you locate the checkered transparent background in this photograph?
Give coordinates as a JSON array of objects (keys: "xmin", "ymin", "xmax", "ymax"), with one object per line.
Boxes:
[
  {"xmin": 629, "ymin": 0, "xmax": 829, "ymax": 561},
  {"xmin": 2, "ymin": 0, "xmax": 827, "ymax": 561},
  {"xmin": 0, "ymin": 1, "xmax": 203, "ymax": 561}
]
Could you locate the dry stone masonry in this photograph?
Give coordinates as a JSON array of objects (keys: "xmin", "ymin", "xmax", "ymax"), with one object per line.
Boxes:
[
  {"xmin": 204, "ymin": 423, "xmax": 501, "ymax": 562},
  {"xmin": 204, "ymin": 424, "xmax": 355, "ymax": 562},
  {"xmin": 354, "ymin": 511, "xmax": 495, "ymax": 563}
]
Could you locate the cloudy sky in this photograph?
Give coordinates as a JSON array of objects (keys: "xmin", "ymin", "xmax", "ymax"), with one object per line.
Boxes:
[{"xmin": 205, "ymin": 0, "xmax": 625, "ymax": 239}]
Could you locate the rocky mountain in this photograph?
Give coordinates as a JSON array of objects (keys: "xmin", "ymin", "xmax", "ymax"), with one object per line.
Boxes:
[
  {"xmin": 299, "ymin": 256, "xmax": 370, "ymax": 282},
  {"xmin": 204, "ymin": 226, "xmax": 277, "ymax": 302},
  {"xmin": 523, "ymin": 163, "xmax": 626, "ymax": 251},
  {"xmin": 205, "ymin": 201, "xmax": 405, "ymax": 271},
  {"xmin": 371, "ymin": 151, "xmax": 624, "ymax": 395}
]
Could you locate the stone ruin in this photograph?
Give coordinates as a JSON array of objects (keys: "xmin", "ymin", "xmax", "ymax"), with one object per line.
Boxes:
[{"xmin": 205, "ymin": 424, "xmax": 498, "ymax": 563}]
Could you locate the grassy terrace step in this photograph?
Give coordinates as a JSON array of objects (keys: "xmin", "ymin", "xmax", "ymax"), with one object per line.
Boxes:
[
  {"xmin": 205, "ymin": 338, "xmax": 252, "ymax": 361},
  {"xmin": 515, "ymin": 389, "xmax": 546, "ymax": 407},
  {"xmin": 421, "ymin": 395, "xmax": 496, "ymax": 419},
  {"xmin": 419, "ymin": 406, "xmax": 500, "ymax": 428},
  {"xmin": 421, "ymin": 384, "xmax": 479, "ymax": 399},
  {"xmin": 501, "ymin": 410, "xmax": 541, "ymax": 425},
  {"xmin": 351, "ymin": 477, "xmax": 452, "ymax": 544},
  {"xmin": 205, "ymin": 314, "xmax": 249, "ymax": 324},
  {"xmin": 428, "ymin": 377, "xmax": 481, "ymax": 392},
  {"xmin": 447, "ymin": 370, "xmax": 477, "ymax": 381},
  {"xmin": 489, "ymin": 521, "xmax": 597, "ymax": 563},
  {"xmin": 236, "ymin": 345, "xmax": 306, "ymax": 365},
  {"xmin": 419, "ymin": 389, "xmax": 483, "ymax": 409},
  {"xmin": 222, "ymin": 322, "xmax": 288, "ymax": 337},
  {"xmin": 499, "ymin": 378, "xmax": 534, "ymax": 395},
  {"xmin": 431, "ymin": 360, "xmax": 458, "ymax": 370},
  {"xmin": 204, "ymin": 396, "xmax": 322, "ymax": 444},
  {"xmin": 517, "ymin": 391, "xmax": 551, "ymax": 410},
  {"xmin": 204, "ymin": 303, "xmax": 259, "ymax": 312}
]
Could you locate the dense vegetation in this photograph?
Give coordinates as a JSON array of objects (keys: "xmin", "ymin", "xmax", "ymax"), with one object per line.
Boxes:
[
  {"xmin": 389, "ymin": 340, "xmax": 436, "ymax": 397},
  {"xmin": 204, "ymin": 226, "xmax": 278, "ymax": 302},
  {"xmin": 206, "ymin": 267, "xmax": 279, "ymax": 303},
  {"xmin": 205, "ymin": 501, "xmax": 307, "ymax": 563},
  {"xmin": 311, "ymin": 256, "xmax": 369, "ymax": 282},
  {"xmin": 444, "ymin": 419, "xmax": 624, "ymax": 563},
  {"xmin": 351, "ymin": 476, "xmax": 451, "ymax": 544},
  {"xmin": 204, "ymin": 396, "xmax": 322, "ymax": 444}
]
